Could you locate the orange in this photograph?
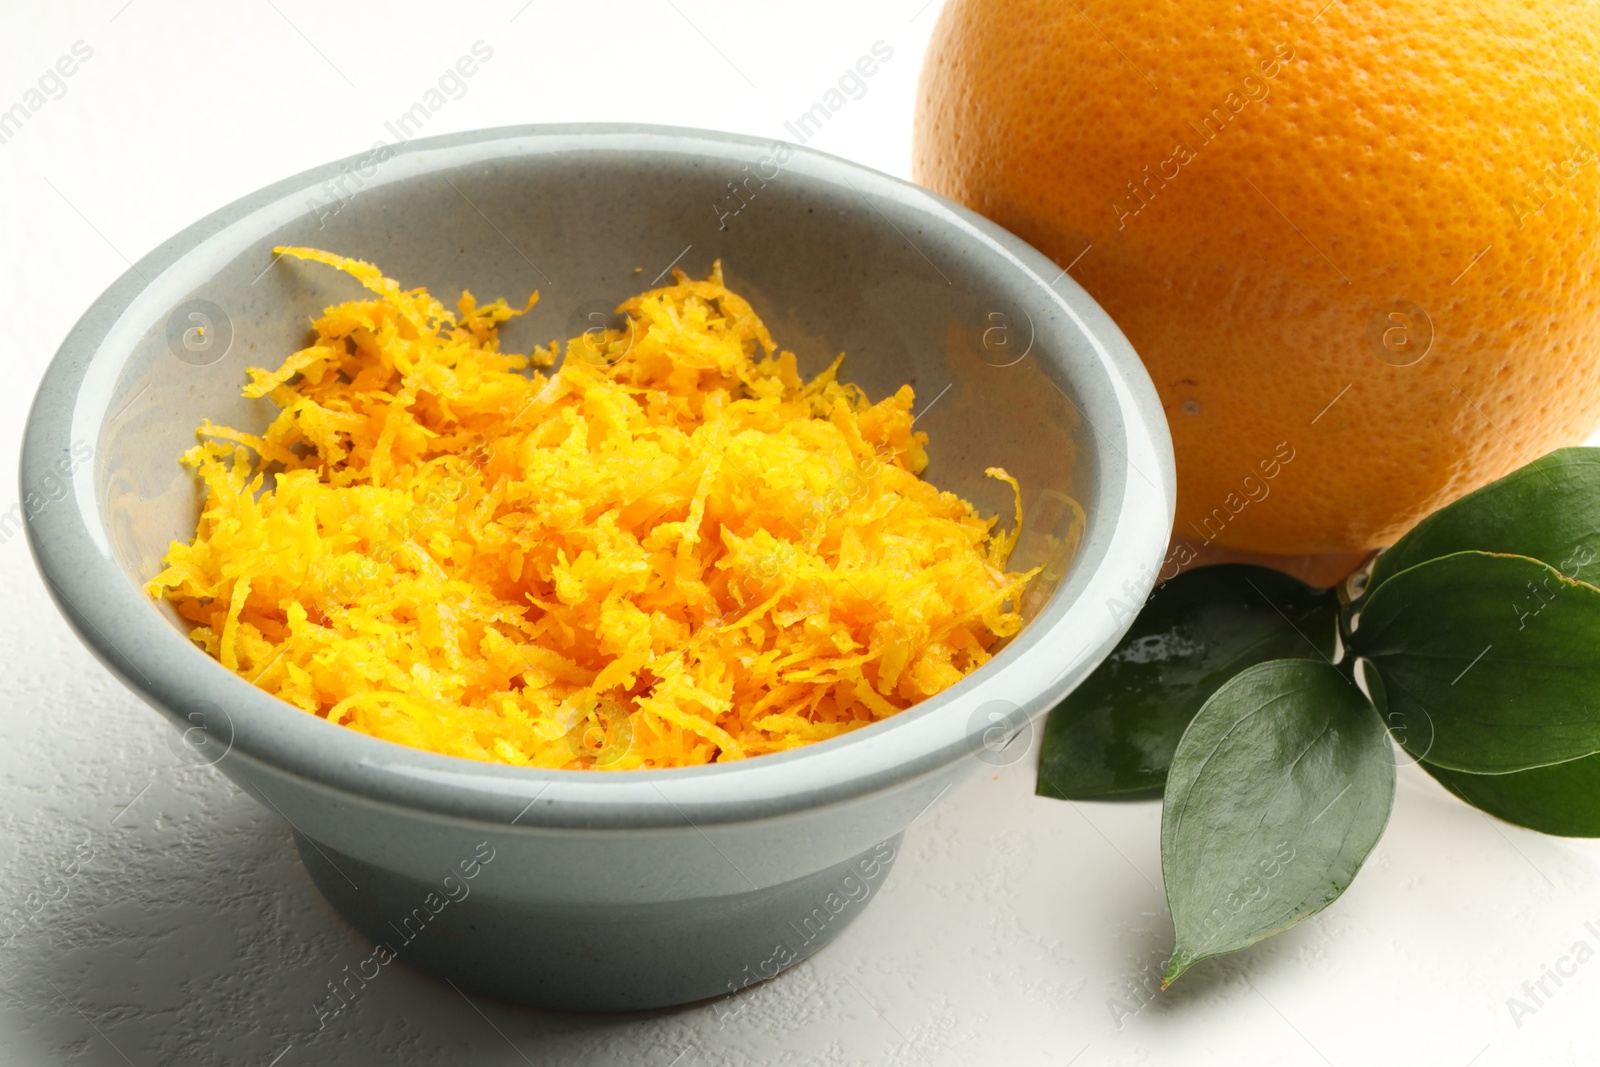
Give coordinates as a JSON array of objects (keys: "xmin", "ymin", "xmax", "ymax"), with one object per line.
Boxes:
[{"xmin": 914, "ymin": 0, "xmax": 1600, "ymax": 558}]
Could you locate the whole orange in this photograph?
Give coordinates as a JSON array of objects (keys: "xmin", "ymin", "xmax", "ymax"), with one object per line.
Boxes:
[{"xmin": 914, "ymin": 0, "xmax": 1600, "ymax": 556}]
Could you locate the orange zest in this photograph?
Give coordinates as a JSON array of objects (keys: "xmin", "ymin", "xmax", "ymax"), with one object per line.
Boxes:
[{"xmin": 147, "ymin": 247, "xmax": 1045, "ymax": 769}]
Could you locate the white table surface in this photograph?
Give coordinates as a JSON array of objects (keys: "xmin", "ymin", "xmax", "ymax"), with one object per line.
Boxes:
[{"xmin": 4, "ymin": 3, "xmax": 1598, "ymax": 1064}]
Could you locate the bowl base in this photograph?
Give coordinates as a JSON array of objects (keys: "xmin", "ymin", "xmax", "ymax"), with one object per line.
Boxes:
[{"xmin": 293, "ymin": 830, "xmax": 901, "ymax": 1012}]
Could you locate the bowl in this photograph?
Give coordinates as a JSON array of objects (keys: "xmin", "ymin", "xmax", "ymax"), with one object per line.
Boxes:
[{"xmin": 21, "ymin": 123, "xmax": 1174, "ymax": 1011}]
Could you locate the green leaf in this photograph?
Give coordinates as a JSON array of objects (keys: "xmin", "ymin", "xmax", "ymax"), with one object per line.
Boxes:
[
  {"xmin": 1161, "ymin": 659, "xmax": 1394, "ymax": 987},
  {"xmin": 1355, "ymin": 550, "xmax": 1600, "ymax": 773},
  {"xmin": 1037, "ymin": 566, "xmax": 1338, "ymax": 800},
  {"xmin": 1368, "ymin": 447, "xmax": 1600, "ymax": 594},
  {"xmin": 1423, "ymin": 757, "xmax": 1600, "ymax": 838},
  {"xmin": 1361, "ymin": 654, "xmax": 1600, "ymax": 836}
]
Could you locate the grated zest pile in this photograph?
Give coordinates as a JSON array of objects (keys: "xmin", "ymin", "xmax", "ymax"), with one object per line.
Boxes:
[{"xmin": 147, "ymin": 247, "xmax": 1040, "ymax": 769}]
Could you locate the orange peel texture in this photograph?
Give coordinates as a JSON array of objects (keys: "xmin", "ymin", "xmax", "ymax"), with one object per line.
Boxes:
[{"xmin": 915, "ymin": 0, "xmax": 1600, "ymax": 556}]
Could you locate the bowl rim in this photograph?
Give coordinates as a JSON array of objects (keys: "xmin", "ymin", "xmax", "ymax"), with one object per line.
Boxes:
[{"xmin": 22, "ymin": 122, "xmax": 1174, "ymax": 830}]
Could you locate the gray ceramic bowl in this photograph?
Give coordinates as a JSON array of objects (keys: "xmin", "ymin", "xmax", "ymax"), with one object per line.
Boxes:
[{"xmin": 22, "ymin": 124, "xmax": 1173, "ymax": 1011}]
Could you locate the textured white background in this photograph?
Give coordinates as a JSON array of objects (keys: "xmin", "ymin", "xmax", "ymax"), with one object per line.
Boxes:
[{"xmin": 4, "ymin": 2, "xmax": 1599, "ymax": 1064}]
